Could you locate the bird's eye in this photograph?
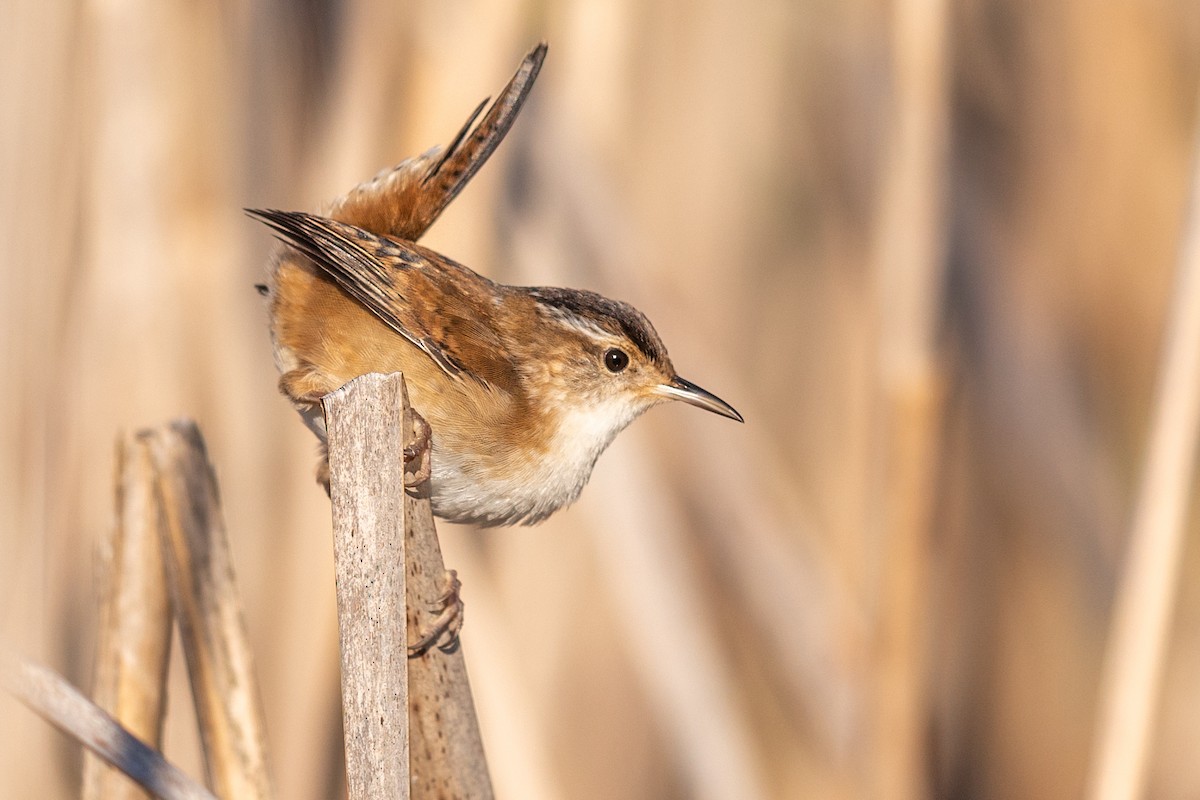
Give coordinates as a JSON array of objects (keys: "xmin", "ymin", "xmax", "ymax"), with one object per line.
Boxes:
[{"xmin": 604, "ymin": 348, "xmax": 629, "ymax": 373}]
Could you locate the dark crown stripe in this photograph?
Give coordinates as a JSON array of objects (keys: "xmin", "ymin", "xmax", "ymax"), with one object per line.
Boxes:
[{"xmin": 529, "ymin": 287, "xmax": 668, "ymax": 365}]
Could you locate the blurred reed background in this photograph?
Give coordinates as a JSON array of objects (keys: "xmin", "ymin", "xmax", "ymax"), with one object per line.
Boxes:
[{"xmin": 3, "ymin": 0, "xmax": 1200, "ymax": 798}]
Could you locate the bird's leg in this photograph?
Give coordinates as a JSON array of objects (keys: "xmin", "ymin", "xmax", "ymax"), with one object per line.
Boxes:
[
  {"xmin": 279, "ymin": 369, "xmax": 338, "ymax": 495},
  {"xmin": 408, "ymin": 569, "xmax": 463, "ymax": 656},
  {"xmin": 403, "ymin": 410, "xmax": 432, "ymax": 489},
  {"xmin": 279, "ymin": 367, "xmax": 336, "ymax": 404}
]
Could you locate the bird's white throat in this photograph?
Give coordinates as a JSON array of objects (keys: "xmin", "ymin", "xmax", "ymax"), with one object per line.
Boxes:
[{"xmin": 430, "ymin": 395, "xmax": 647, "ymax": 526}]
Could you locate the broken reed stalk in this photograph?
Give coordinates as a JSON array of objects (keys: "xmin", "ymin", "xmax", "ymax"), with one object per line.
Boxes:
[
  {"xmin": 82, "ymin": 432, "xmax": 175, "ymax": 800},
  {"xmin": 323, "ymin": 374, "xmax": 412, "ymax": 800},
  {"xmin": 1, "ymin": 654, "xmax": 215, "ymax": 800},
  {"xmin": 146, "ymin": 421, "xmax": 274, "ymax": 800},
  {"xmin": 3, "ymin": 420, "xmax": 271, "ymax": 799},
  {"xmin": 1086, "ymin": 99, "xmax": 1200, "ymax": 800},
  {"xmin": 8, "ymin": 401, "xmax": 487, "ymax": 799},
  {"xmin": 323, "ymin": 372, "xmax": 492, "ymax": 800}
]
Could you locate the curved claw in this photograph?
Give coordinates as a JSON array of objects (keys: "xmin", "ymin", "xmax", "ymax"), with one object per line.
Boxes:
[{"xmin": 408, "ymin": 569, "xmax": 463, "ymax": 656}]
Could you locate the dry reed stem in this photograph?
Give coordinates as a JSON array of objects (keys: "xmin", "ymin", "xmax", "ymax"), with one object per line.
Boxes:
[
  {"xmin": 1086, "ymin": 97, "xmax": 1200, "ymax": 800},
  {"xmin": 146, "ymin": 421, "xmax": 274, "ymax": 800},
  {"xmin": 82, "ymin": 433, "xmax": 174, "ymax": 800},
  {"xmin": 323, "ymin": 372, "xmax": 493, "ymax": 800},
  {"xmin": 1, "ymin": 654, "xmax": 214, "ymax": 800},
  {"xmin": 867, "ymin": 0, "xmax": 950, "ymax": 796},
  {"xmin": 322, "ymin": 374, "xmax": 411, "ymax": 800}
]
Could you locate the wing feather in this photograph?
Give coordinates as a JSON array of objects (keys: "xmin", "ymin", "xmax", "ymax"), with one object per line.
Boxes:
[{"xmin": 249, "ymin": 209, "xmax": 518, "ymax": 394}]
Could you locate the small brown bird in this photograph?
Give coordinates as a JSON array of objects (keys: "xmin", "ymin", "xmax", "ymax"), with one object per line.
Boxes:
[{"xmin": 252, "ymin": 43, "xmax": 741, "ymax": 526}]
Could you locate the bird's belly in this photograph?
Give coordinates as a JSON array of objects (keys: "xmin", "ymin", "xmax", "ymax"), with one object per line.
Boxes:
[{"xmin": 428, "ymin": 442, "xmax": 597, "ymax": 526}]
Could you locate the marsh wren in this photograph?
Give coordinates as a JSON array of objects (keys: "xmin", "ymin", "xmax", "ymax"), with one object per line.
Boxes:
[{"xmin": 252, "ymin": 44, "xmax": 742, "ymax": 526}]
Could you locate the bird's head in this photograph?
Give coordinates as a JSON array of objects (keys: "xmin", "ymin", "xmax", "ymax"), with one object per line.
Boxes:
[{"xmin": 523, "ymin": 287, "xmax": 743, "ymax": 440}]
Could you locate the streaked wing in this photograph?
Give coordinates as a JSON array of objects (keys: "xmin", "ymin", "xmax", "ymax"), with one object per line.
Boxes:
[
  {"xmin": 249, "ymin": 209, "xmax": 518, "ymax": 393},
  {"xmin": 329, "ymin": 43, "xmax": 546, "ymax": 241}
]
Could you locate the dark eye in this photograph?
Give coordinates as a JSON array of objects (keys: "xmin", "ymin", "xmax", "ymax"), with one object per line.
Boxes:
[{"xmin": 604, "ymin": 348, "xmax": 629, "ymax": 373}]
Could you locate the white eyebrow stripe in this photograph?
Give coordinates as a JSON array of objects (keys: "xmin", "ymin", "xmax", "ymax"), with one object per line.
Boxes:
[{"xmin": 539, "ymin": 303, "xmax": 611, "ymax": 341}]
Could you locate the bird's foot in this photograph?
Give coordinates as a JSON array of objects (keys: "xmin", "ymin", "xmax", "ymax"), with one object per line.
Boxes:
[
  {"xmin": 408, "ymin": 569, "xmax": 463, "ymax": 656},
  {"xmin": 403, "ymin": 410, "xmax": 432, "ymax": 489}
]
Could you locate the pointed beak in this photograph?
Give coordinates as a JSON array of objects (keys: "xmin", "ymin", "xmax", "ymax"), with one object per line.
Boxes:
[{"xmin": 655, "ymin": 376, "xmax": 744, "ymax": 423}]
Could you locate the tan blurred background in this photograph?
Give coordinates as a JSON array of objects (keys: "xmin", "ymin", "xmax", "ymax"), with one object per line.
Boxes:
[{"xmin": 4, "ymin": 0, "xmax": 1200, "ymax": 798}]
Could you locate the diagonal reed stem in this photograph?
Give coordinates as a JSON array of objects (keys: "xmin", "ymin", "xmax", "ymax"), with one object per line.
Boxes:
[{"xmin": 1087, "ymin": 93, "xmax": 1200, "ymax": 800}]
